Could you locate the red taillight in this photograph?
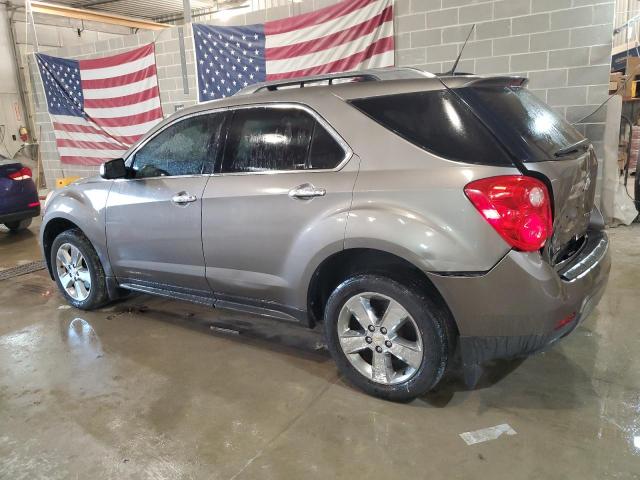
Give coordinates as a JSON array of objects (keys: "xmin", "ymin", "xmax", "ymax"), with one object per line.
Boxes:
[
  {"xmin": 7, "ymin": 167, "xmax": 32, "ymax": 181},
  {"xmin": 464, "ymin": 175, "xmax": 553, "ymax": 252}
]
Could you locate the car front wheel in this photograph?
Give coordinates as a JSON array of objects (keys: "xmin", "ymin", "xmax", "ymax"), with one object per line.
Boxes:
[
  {"xmin": 51, "ymin": 229, "xmax": 109, "ymax": 310},
  {"xmin": 324, "ymin": 274, "xmax": 451, "ymax": 402}
]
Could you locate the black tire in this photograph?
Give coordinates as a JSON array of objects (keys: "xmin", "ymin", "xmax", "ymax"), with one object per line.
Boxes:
[
  {"xmin": 324, "ymin": 274, "xmax": 451, "ymax": 402},
  {"xmin": 50, "ymin": 228, "xmax": 109, "ymax": 310},
  {"xmin": 4, "ymin": 218, "xmax": 32, "ymax": 232}
]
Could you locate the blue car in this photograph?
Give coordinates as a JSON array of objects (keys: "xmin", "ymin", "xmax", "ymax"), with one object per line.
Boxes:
[{"xmin": 0, "ymin": 155, "xmax": 40, "ymax": 232}]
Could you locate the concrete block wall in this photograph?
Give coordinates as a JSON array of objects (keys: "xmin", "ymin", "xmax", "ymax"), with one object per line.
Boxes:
[
  {"xmin": 28, "ymin": 0, "xmax": 615, "ymax": 188},
  {"xmin": 393, "ymin": 0, "xmax": 615, "ymax": 161}
]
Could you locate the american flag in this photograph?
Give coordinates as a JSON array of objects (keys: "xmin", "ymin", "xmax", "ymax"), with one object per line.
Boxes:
[
  {"xmin": 36, "ymin": 44, "xmax": 163, "ymax": 166},
  {"xmin": 193, "ymin": 0, "xmax": 394, "ymax": 101}
]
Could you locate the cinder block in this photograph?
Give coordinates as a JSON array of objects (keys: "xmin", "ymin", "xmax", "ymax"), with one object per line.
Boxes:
[
  {"xmin": 550, "ymin": 6, "xmax": 593, "ymax": 30},
  {"xmin": 412, "ymin": 29, "xmax": 442, "ymax": 47},
  {"xmin": 494, "ymin": 0, "xmax": 530, "ymax": 19},
  {"xmin": 459, "ymin": 3, "xmax": 492, "ymax": 24},
  {"xmin": 528, "ymin": 69, "xmax": 568, "ymax": 88},
  {"xmin": 567, "ymin": 65, "xmax": 611, "ymax": 86},
  {"xmin": 397, "ymin": 48, "xmax": 427, "ymax": 66},
  {"xmin": 530, "ymin": 30, "xmax": 570, "ymax": 51},
  {"xmin": 529, "ymin": 89, "xmax": 547, "ymax": 102},
  {"xmin": 512, "ymin": 14, "xmax": 550, "ymax": 35},
  {"xmin": 590, "ymin": 44, "xmax": 613, "ymax": 66},
  {"xmin": 587, "ymin": 85, "xmax": 608, "ymax": 105},
  {"xmin": 397, "ymin": 13, "xmax": 426, "ymax": 32},
  {"xmin": 410, "ymin": 0, "xmax": 441, "ymax": 12},
  {"xmin": 571, "ymin": 25, "xmax": 612, "ymax": 47},
  {"xmin": 462, "ymin": 40, "xmax": 493, "ymax": 59},
  {"xmin": 547, "ymin": 86, "xmax": 587, "ymax": 106},
  {"xmin": 476, "ymin": 19, "xmax": 511, "ymax": 40},
  {"xmin": 395, "ymin": 0, "xmax": 411, "ymax": 16},
  {"xmin": 397, "ymin": 32, "xmax": 412, "ymax": 49},
  {"xmin": 122, "ymin": 35, "xmax": 139, "ymax": 48},
  {"xmin": 108, "ymin": 37, "xmax": 124, "ymax": 50},
  {"xmin": 585, "ymin": 123, "xmax": 605, "ymax": 141},
  {"xmin": 493, "ymin": 35, "xmax": 529, "ymax": 56},
  {"xmin": 549, "ymin": 47, "xmax": 590, "ymax": 68},
  {"xmin": 442, "ymin": 25, "xmax": 475, "ymax": 44},
  {"xmin": 566, "ymin": 104, "xmax": 606, "ymax": 123},
  {"xmin": 426, "ymin": 44, "xmax": 458, "ymax": 62},
  {"xmin": 475, "ymin": 55, "xmax": 509, "ymax": 75},
  {"xmin": 426, "ymin": 8, "xmax": 458, "ymax": 28},
  {"xmin": 510, "ymin": 52, "xmax": 548, "ymax": 72},
  {"xmin": 593, "ymin": 3, "xmax": 615, "ymax": 25},
  {"xmin": 533, "ymin": 0, "xmax": 572, "ymax": 13}
]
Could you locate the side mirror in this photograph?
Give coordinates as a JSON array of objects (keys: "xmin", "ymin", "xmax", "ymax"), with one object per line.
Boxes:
[{"xmin": 100, "ymin": 158, "xmax": 127, "ymax": 179}]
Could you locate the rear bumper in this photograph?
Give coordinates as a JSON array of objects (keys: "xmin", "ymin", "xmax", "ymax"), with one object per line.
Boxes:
[
  {"xmin": 0, "ymin": 206, "xmax": 40, "ymax": 224},
  {"xmin": 429, "ymin": 229, "xmax": 610, "ymax": 365}
]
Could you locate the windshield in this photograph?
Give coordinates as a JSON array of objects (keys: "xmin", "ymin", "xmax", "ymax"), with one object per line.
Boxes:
[{"xmin": 456, "ymin": 86, "xmax": 584, "ymax": 161}]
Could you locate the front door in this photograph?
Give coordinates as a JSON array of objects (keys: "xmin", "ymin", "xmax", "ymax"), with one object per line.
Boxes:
[
  {"xmin": 106, "ymin": 111, "xmax": 225, "ymax": 296},
  {"xmin": 201, "ymin": 105, "xmax": 357, "ymax": 311}
]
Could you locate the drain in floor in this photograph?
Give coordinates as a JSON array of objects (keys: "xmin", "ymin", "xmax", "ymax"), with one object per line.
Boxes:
[{"xmin": 0, "ymin": 261, "xmax": 46, "ymax": 281}]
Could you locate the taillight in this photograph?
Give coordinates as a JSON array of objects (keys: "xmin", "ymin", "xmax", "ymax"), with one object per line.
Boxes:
[
  {"xmin": 7, "ymin": 167, "xmax": 32, "ymax": 181},
  {"xmin": 464, "ymin": 175, "xmax": 553, "ymax": 252}
]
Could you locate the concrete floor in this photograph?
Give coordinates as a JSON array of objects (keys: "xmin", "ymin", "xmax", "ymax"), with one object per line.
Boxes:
[{"xmin": 1, "ymin": 218, "xmax": 639, "ymax": 480}]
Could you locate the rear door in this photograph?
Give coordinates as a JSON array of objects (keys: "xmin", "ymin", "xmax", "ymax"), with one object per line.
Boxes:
[
  {"xmin": 106, "ymin": 111, "xmax": 225, "ymax": 296},
  {"xmin": 201, "ymin": 104, "xmax": 357, "ymax": 311}
]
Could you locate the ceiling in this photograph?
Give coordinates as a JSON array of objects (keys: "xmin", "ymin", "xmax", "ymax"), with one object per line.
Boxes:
[{"xmin": 47, "ymin": 0, "xmax": 247, "ymax": 23}]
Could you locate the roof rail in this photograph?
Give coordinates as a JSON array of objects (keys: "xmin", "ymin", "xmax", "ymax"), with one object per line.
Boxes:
[{"xmin": 235, "ymin": 67, "xmax": 436, "ymax": 95}]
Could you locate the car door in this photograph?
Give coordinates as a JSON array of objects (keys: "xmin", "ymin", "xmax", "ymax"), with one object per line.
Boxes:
[
  {"xmin": 106, "ymin": 111, "xmax": 226, "ymax": 298},
  {"xmin": 201, "ymin": 104, "xmax": 358, "ymax": 313}
]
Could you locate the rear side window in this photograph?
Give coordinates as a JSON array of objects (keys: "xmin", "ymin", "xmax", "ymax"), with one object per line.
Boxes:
[
  {"xmin": 349, "ymin": 90, "xmax": 512, "ymax": 166},
  {"xmin": 221, "ymin": 107, "xmax": 345, "ymax": 173},
  {"xmin": 456, "ymin": 87, "xmax": 584, "ymax": 161}
]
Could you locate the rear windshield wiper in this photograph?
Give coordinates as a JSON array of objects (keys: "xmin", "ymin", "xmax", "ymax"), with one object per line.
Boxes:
[{"xmin": 554, "ymin": 138, "xmax": 589, "ymax": 157}]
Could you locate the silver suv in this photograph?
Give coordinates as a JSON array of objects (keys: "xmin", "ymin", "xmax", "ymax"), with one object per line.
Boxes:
[{"xmin": 41, "ymin": 68, "xmax": 610, "ymax": 401}]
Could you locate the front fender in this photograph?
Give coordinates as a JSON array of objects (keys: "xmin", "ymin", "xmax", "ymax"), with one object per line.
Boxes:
[{"xmin": 40, "ymin": 180, "xmax": 113, "ymax": 277}]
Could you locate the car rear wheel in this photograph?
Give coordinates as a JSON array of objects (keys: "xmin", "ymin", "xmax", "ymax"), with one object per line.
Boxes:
[
  {"xmin": 4, "ymin": 218, "xmax": 32, "ymax": 232},
  {"xmin": 324, "ymin": 274, "xmax": 450, "ymax": 402},
  {"xmin": 51, "ymin": 229, "xmax": 109, "ymax": 310}
]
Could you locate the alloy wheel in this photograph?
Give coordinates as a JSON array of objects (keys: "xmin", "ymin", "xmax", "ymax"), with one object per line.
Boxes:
[
  {"xmin": 337, "ymin": 292, "xmax": 423, "ymax": 385},
  {"xmin": 55, "ymin": 243, "xmax": 91, "ymax": 302}
]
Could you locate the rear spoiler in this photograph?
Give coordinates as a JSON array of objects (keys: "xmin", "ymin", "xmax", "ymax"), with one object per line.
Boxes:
[{"xmin": 462, "ymin": 76, "xmax": 529, "ymax": 88}]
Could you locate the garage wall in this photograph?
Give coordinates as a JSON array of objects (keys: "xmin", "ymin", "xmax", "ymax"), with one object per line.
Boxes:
[
  {"xmin": 394, "ymin": 0, "xmax": 615, "ymax": 163},
  {"xmin": 27, "ymin": 0, "xmax": 615, "ymax": 190}
]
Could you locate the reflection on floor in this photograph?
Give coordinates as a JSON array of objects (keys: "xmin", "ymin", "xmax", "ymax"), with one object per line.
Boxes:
[{"xmin": 1, "ymin": 220, "xmax": 639, "ymax": 479}]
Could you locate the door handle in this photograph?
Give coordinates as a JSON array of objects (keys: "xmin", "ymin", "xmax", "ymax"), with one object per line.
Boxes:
[
  {"xmin": 288, "ymin": 183, "xmax": 326, "ymax": 200},
  {"xmin": 171, "ymin": 192, "xmax": 197, "ymax": 205}
]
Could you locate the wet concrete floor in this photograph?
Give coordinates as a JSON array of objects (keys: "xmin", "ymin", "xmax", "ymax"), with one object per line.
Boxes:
[{"xmin": 1, "ymin": 219, "xmax": 639, "ymax": 479}]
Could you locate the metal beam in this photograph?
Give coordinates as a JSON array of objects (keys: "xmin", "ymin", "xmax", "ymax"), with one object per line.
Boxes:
[{"xmin": 30, "ymin": 1, "xmax": 169, "ymax": 30}]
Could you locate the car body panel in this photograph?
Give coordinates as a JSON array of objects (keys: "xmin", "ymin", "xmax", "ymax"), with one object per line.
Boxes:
[
  {"xmin": 40, "ymin": 177, "xmax": 112, "ymax": 276},
  {"xmin": 105, "ymin": 176, "xmax": 211, "ymax": 294}
]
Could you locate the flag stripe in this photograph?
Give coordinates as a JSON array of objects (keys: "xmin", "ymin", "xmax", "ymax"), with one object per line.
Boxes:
[
  {"xmin": 266, "ymin": 21, "xmax": 393, "ymax": 74},
  {"xmin": 85, "ymin": 97, "xmax": 161, "ymax": 119},
  {"xmin": 57, "ymin": 146, "xmax": 129, "ymax": 158},
  {"xmin": 52, "ymin": 114, "xmax": 154, "ymax": 138},
  {"xmin": 56, "ymin": 139, "xmax": 128, "ymax": 151},
  {"xmin": 79, "ymin": 43, "xmax": 155, "ymax": 70},
  {"xmin": 88, "ymin": 107, "xmax": 164, "ymax": 128},
  {"xmin": 81, "ymin": 64, "xmax": 157, "ymax": 89},
  {"xmin": 79, "ymin": 53, "xmax": 156, "ymax": 81},
  {"xmin": 265, "ymin": 0, "xmax": 385, "ymax": 48},
  {"xmin": 266, "ymin": 35, "xmax": 394, "ymax": 80},
  {"xmin": 265, "ymin": 0, "xmax": 375, "ymax": 36},
  {"xmin": 59, "ymin": 156, "xmax": 113, "ymax": 166},
  {"xmin": 81, "ymin": 76, "xmax": 160, "ymax": 100},
  {"xmin": 265, "ymin": 5, "xmax": 392, "ymax": 61},
  {"xmin": 83, "ymin": 86, "xmax": 159, "ymax": 109}
]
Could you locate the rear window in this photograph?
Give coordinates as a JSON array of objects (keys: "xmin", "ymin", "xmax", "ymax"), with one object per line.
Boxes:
[
  {"xmin": 349, "ymin": 90, "xmax": 512, "ymax": 166},
  {"xmin": 456, "ymin": 86, "xmax": 584, "ymax": 162}
]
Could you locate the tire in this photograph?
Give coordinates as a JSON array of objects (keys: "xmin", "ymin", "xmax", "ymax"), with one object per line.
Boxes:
[
  {"xmin": 4, "ymin": 218, "xmax": 32, "ymax": 232},
  {"xmin": 324, "ymin": 274, "xmax": 451, "ymax": 402},
  {"xmin": 50, "ymin": 228, "xmax": 109, "ymax": 310}
]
